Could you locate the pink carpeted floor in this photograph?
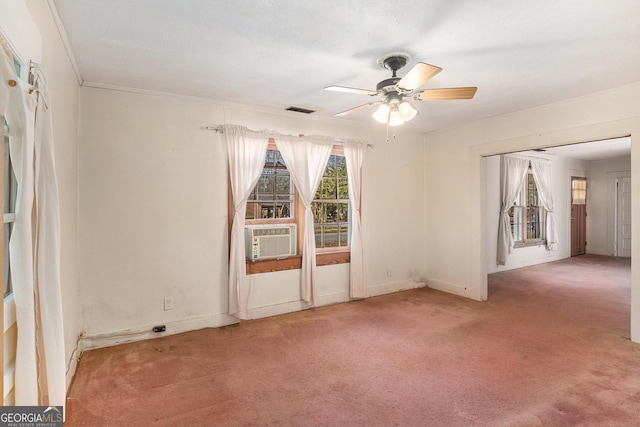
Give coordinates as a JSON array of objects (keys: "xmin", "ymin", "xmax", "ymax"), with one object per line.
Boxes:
[{"xmin": 65, "ymin": 255, "xmax": 640, "ymax": 426}]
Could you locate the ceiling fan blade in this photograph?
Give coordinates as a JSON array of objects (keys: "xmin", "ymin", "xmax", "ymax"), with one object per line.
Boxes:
[
  {"xmin": 324, "ymin": 85, "xmax": 378, "ymax": 96},
  {"xmin": 416, "ymin": 87, "xmax": 478, "ymax": 100},
  {"xmin": 334, "ymin": 102, "xmax": 380, "ymax": 117},
  {"xmin": 396, "ymin": 63, "xmax": 442, "ymax": 91}
]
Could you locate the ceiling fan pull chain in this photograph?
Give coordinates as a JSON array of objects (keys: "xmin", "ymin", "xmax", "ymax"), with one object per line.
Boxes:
[{"xmin": 385, "ymin": 123, "xmax": 397, "ymax": 143}]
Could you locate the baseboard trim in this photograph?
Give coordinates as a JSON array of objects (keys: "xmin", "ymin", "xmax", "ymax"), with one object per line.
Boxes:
[
  {"xmin": 487, "ymin": 253, "xmax": 568, "ymax": 274},
  {"xmin": 79, "ymin": 313, "xmax": 239, "ymax": 350},
  {"xmin": 367, "ymin": 279, "xmax": 426, "ymax": 297},
  {"xmin": 65, "ymin": 347, "xmax": 81, "ymax": 390},
  {"xmin": 427, "ymin": 278, "xmax": 471, "ymax": 298},
  {"xmin": 78, "ymin": 281, "xmax": 427, "ymax": 351},
  {"xmin": 247, "ymin": 291, "xmax": 351, "ymax": 319}
]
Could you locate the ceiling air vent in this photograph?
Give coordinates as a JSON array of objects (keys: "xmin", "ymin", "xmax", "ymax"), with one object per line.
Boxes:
[{"xmin": 285, "ymin": 106, "xmax": 316, "ymax": 114}]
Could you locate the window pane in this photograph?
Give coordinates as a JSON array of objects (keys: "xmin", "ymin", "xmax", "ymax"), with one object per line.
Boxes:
[
  {"xmin": 275, "ymin": 202, "xmax": 291, "ymax": 219},
  {"xmin": 323, "ymin": 224, "xmax": 339, "ymax": 247},
  {"xmin": 510, "ymin": 206, "xmax": 522, "ymax": 242},
  {"xmin": 525, "ymin": 173, "xmax": 545, "ymax": 240},
  {"xmin": 339, "ymin": 224, "xmax": 349, "ymax": 247},
  {"xmin": 275, "ymin": 171, "xmax": 290, "ymax": 195},
  {"xmin": 4, "ymin": 223, "xmax": 11, "ymax": 297},
  {"xmin": 314, "ymin": 225, "xmax": 322, "ymax": 247},
  {"xmin": 326, "ymin": 202, "xmax": 338, "ymax": 223},
  {"xmin": 572, "ymin": 179, "xmax": 586, "ymax": 205},
  {"xmin": 4, "ymin": 134, "xmax": 11, "ymax": 213},
  {"xmin": 339, "ymin": 202, "xmax": 349, "ymax": 223},
  {"xmin": 336, "ymin": 156, "xmax": 347, "ymax": 177},
  {"xmin": 338, "ymin": 178, "xmax": 348, "ymax": 199},
  {"xmin": 312, "ymin": 202, "xmax": 324, "ymax": 224},
  {"xmin": 274, "ymin": 150, "xmax": 286, "ymax": 167},
  {"xmin": 256, "ymin": 173, "xmax": 273, "ymax": 195},
  {"xmin": 326, "ymin": 155, "xmax": 337, "ymax": 177},
  {"xmin": 265, "ymin": 150, "xmax": 275, "ymax": 165},
  {"xmin": 3, "ymin": 116, "xmax": 13, "ymax": 297},
  {"xmin": 322, "ymin": 178, "xmax": 336, "ymax": 199},
  {"xmin": 260, "ymin": 203, "xmax": 274, "ymax": 219}
]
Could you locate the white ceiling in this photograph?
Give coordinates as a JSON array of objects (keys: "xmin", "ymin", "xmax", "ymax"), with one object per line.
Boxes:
[{"xmin": 51, "ymin": 1, "xmax": 640, "ymax": 134}]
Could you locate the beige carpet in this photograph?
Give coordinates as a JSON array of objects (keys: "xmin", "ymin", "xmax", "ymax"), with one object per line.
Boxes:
[{"xmin": 65, "ymin": 255, "xmax": 639, "ymax": 426}]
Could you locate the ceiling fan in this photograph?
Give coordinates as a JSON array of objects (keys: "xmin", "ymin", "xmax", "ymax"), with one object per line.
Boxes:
[{"xmin": 324, "ymin": 52, "xmax": 477, "ymax": 126}]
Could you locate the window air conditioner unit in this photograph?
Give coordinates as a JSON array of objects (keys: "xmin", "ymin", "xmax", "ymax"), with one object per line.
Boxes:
[{"xmin": 245, "ymin": 224, "xmax": 297, "ymax": 260}]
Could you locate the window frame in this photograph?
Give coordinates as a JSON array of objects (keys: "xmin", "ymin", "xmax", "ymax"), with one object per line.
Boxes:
[
  {"xmin": 510, "ymin": 169, "xmax": 547, "ymax": 248},
  {"xmin": 228, "ymin": 139, "xmax": 351, "ymax": 275},
  {"xmin": 2, "ymin": 115, "xmax": 17, "ymax": 298}
]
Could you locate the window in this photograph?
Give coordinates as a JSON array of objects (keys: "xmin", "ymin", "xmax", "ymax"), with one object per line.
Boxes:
[
  {"xmin": 3, "ymin": 57, "xmax": 20, "ymax": 297},
  {"xmin": 2, "ymin": 115, "xmax": 17, "ymax": 297},
  {"xmin": 237, "ymin": 141, "xmax": 352, "ymax": 274},
  {"xmin": 572, "ymin": 178, "xmax": 586, "ymax": 205},
  {"xmin": 312, "ymin": 154, "xmax": 350, "ymax": 249},
  {"xmin": 245, "ymin": 149, "xmax": 294, "ymax": 222},
  {"xmin": 509, "ymin": 169, "xmax": 546, "ymax": 245}
]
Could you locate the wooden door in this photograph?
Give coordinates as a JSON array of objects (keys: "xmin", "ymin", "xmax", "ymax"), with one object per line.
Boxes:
[{"xmin": 571, "ymin": 177, "xmax": 587, "ymax": 257}]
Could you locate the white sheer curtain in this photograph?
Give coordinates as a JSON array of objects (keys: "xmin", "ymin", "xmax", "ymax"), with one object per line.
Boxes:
[
  {"xmin": 530, "ymin": 158, "xmax": 558, "ymax": 251},
  {"xmin": 275, "ymin": 135, "xmax": 333, "ymax": 307},
  {"xmin": 224, "ymin": 125, "xmax": 269, "ymax": 319},
  {"xmin": 497, "ymin": 154, "xmax": 530, "ymax": 265},
  {"xmin": 343, "ymin": 140, "xmax": 365, "ymax": 299},
  {"xmin": 1, "ymin": 39, "xmax": 65, "ymax": 409},
  {"xmin": 32, "ymin": 64, "xmax": 65, "ymax": 409}
]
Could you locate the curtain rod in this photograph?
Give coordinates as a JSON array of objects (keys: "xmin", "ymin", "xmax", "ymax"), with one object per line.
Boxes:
[
  {"xmin": 505, "ymin": 152, "xmax": 550, "ymax": 162},
  {"xmin": 203, "ymin": 125, "xmax": 375, "ymax": 148}
]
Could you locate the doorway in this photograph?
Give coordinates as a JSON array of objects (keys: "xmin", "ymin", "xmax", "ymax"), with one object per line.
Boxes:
[{"xmin": 571, "ymin": 177, "xmax": 587, "ymax": 257}]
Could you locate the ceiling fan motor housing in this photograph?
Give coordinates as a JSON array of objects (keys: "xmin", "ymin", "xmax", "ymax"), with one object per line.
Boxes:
[{"xmin": 377, "ymin": 77, "xmax": 402, "ymax": 93}]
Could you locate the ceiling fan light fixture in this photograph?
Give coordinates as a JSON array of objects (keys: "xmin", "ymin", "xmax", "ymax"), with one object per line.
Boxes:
[
  {"xmin": 398, "ymin": 101, "xmax": 418, "ymax": 122},
  {"xmin": 372, "ymin": 103, "xmax": 391, "ymax": 123},
  {"xmin": 388, "ymin": 107, "xmax": 405, "ymax": 126}
]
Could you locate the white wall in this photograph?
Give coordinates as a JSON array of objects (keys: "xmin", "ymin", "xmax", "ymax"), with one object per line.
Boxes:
[
  {"xmin": 78, "ymin": 87, "xmax": 427, "ymax": 348},
  {"xmin": 424, "ymin": 83, "xmax": 640, "ymax": 342},
  {"xmin": 586, "ymin": 156, "xmax": 631, "ymax": 256},
  {"xmin": 24, "ymin": 0, "xmax": 81, "ymax": 386},
  {"xmin": 485, "ymin": 153, "xmax": 587, "ymax": 274}
]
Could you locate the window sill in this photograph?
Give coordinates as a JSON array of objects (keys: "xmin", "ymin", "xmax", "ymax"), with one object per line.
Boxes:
[
  {"xmin": 513, "ymin": 240, "xmax": 547, "ymax": 249},
  {"xmin": 246, "ymin": 251, "xmax": 350, "ymax": 275}
]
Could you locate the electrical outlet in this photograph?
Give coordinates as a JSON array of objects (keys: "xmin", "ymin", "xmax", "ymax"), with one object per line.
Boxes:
[
  {"xmin": 153, "ymin": 325, "xmax": 166, "ymax": 333},
  {"xmin": 164, "ymin": 297, "xmax": 174, "ymax": 311},
  {"xmin": 387, "ymin": 268, "xmax": 392, "ymax": 277}
]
